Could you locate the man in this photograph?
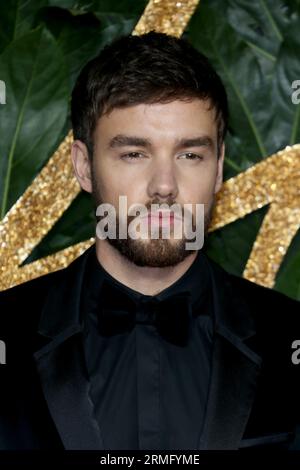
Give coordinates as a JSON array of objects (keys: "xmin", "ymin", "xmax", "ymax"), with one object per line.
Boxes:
[{"xmin": 0, "ymin": 30, "xmax": 299, "ymax": 451}]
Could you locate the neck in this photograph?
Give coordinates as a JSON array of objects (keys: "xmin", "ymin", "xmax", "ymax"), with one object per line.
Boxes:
[{"xmin": 95, "ymin": 240, "xmax": 198, "ymax": 296}]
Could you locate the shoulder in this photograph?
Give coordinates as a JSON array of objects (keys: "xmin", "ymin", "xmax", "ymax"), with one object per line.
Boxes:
[
  {"xmin": 207, "ymin": 255, "xmax": 300, "ymax": 329},
  {"xmin": 0, "ymin": 267, "xmax": 65, "ymax": 336},
  {"xmin": 229, "ymin": 271, "xmax": 299, "ymax": 317},
  {"xmin": 229, "ymin": 270, "xmax": 299, "ymax": 311},
  {"xmin": 0, "ymin": 253, "xmax": 84, "ymax": 332},
  {"xmin": 0, "ymin": 246, "xmax": 92, "ymax": 335},
  {"xmin": 0, "ymin": 245, "xmax": 92, "ymax": 309},
  {"xmin": 206, "ymin": 257, "xmax": 300, "ymax": 376}
]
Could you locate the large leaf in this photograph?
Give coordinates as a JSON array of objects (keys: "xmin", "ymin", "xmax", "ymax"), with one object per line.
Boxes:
[
  {"xmin": 37, "ymin": 2, "xmax": 147, "ymax": 91},
  {"xmin": 186, "ymin": 0, "xmax": 300, "ymax": 175},
  {"xmin": 187, "ymin": 4, "xmax": 270, "ymax": 173},
  {"xmin": 226, "ymin": 0, "xmax": 291, "ymax": 58},
  {"xmin": 275, "ymin": 233, "xmax": 300, "ymax": 301},
  {"xmin": 0, "ymin": 27, "xmax": 69, "ymax": 217},
  {"xmin": 270, "ymin": 18, "xmax": 300, "ymax": 149},
  {"xmin": 0, "ymin": 0, "xmax": 48, "ymax": 53},
  {"xmin": 203, "ymin": 207, "xmax": 269, "ymax": 276}
]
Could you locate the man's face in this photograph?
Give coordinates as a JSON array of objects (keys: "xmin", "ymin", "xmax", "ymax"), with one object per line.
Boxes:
[{"xmin": 74, "ymin": 98, "xmax": 224, "ymax": 267}]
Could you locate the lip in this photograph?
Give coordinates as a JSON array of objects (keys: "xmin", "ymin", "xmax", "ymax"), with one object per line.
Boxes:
[
  {"xmin": 139, "ymin": 212, "xmax": 183, "ymax": 228},
  {"xmin": 143, "ymin": 211, "xmax": 182, "ymax": 221}
]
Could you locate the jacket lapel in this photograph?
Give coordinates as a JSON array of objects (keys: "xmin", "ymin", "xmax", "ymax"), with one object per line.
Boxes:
[
  {"xmin": 32, "ymin": 245, "xmax": 263, "ymax": 450},
  {"xmin": 199, "ymin": 258, "xmax": 262, "ymax": 450},
  {"xmin": 33, "ymin": 246, "xmax": 105, "ymax": 450}
]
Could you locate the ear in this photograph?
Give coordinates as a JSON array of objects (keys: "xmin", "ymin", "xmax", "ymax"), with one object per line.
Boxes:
[
  {"xmin": 71, "ymin": 140, "xmax": 92, "ymax": 193},
  {"xmin": 214, "ymin": 142, "xmax": 225, "ymax": 194}
]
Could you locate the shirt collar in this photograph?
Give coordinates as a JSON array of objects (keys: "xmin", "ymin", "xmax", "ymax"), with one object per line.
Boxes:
[
  {"xmin": 82, "ymin": 243, "xmax": 212, "ymax": 317},
  {"xmin": 36, "ymin": 244, "xmax": 257, "ymax": 357}
]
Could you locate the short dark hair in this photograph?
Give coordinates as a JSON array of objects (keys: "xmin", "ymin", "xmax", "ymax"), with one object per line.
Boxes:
[{"xmin": 71, "ymin": 30, "xmax": 228, "ymax": 158}]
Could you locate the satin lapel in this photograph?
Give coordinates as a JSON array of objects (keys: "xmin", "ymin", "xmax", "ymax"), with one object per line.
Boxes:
[
  {"xmin": 33, "ymin": 245, "xmax": 104, "ymax": 450},
  {"xmin": 199, "ymin": 258, "xmax": 262, "ymax": 450},
  {"xmin": 33, "ymin": 326, "xmax": 104, "ymax": 450},
  {"xmin": 199, "ymin": 328, "xmax": 262, "ymax": 449}
]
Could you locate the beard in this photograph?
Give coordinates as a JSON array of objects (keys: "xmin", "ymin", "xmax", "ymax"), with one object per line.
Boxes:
[{"xmin": 91, "ymin": 173, "xmax": 214, "ymax": 268}]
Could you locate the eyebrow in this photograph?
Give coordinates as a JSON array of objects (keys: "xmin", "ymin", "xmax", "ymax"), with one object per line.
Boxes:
[{"xmin": 107, "ymin": 134, "xmax": 215, "ymax": 151}]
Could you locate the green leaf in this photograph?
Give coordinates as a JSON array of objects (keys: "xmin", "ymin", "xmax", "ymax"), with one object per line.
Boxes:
[
  {"xmin": 187, "ymin": 4, "xmax": 269, "ymax": 166},
  {"xmin": 0, "ymin": 0, "xmax": 48, "ymax": 53},
  {"xmin": 227, "ymin": 0, "xmax": 285, "ymax": 55},
  {"xmin": 0, "ymin": 27, "xmax": 69, "ymax": 217},
  {"xmin": 275, "ymin": 235, "xmax": 300, "ymax": 301},
  {"xmin": 47, "ymin": 0, "xmax": 147, "ymax": 17},
  {"xmin": 37, "ymin": 3, "xmax": 147, "ymax": 91},
  {"xmin": 269, "ymin": 17, "xmax": 300, "ymax": 149},
  {"xmin": 204, "ymin": 207, "xmax": 268, "ymax": 276}
]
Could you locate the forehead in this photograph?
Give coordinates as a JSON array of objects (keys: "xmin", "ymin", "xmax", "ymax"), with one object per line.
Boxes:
[{"xmin": 94, "ymin": 99, "xmax": 218, "ymax": 143}]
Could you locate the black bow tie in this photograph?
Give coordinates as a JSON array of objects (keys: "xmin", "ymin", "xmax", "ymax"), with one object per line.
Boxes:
[{"xmin": 97, "ymin": 278, "xmax": 192, "ymax": 347}]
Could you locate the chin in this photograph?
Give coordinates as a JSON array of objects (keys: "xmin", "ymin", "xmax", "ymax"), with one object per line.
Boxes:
[{"xmin": 108, "ymin": 236, "xmax": 194, "ymax": 268}]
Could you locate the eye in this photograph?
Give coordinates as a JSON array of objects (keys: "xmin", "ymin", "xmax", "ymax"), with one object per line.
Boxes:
[
  {"xmin": 179, "ymin": 152, "xmax": 204, "ymax": 161},
  {"xmin": 121, "ymin": 152, "xmax": 145, "ymax": 160}
]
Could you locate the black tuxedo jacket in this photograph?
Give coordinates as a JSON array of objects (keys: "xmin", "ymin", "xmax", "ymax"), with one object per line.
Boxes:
[{"xmin": 0, "ymin": 246, "xmax": 299, "ymax": 450}]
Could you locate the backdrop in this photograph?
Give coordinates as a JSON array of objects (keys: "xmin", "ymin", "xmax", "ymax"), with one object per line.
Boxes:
[{"xmin": 0, "ymin": 0, "xmax": 299, "ymax": 300}]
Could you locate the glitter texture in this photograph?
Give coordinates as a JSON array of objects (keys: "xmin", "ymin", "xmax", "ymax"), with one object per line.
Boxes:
[
  {"xmin": 210, "ymin": 145, "xmax": 300, "ymax": 287},
  {"xmin": 132, "ymin": 0, "xmax": 199, "ymax": 37}
]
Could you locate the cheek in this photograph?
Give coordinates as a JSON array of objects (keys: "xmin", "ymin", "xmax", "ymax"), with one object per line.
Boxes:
[
  {"xmin": 93, "ymin": 160, "xmax": 120, "ymax": 196},
  {"xmin": 184, "ymin": 170, "xmax": 217, "ymax": 203},
  {"xmin": 94, "ymin": 166, "xmax": 146, "ymax": 207}
]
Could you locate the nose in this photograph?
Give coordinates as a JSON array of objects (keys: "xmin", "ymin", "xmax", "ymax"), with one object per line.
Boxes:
[{"xmin": 147, "ymin": 158, "xmax": 179, "ymax": 201}]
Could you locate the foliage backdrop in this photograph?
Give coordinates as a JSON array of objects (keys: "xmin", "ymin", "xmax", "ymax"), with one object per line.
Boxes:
[{"xmin": 0, "ymin": 0, "xmax": 299, "ymax": 299}]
